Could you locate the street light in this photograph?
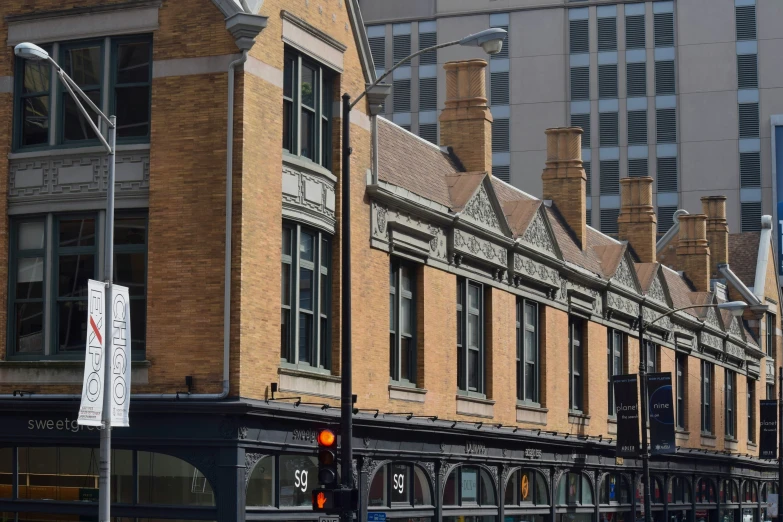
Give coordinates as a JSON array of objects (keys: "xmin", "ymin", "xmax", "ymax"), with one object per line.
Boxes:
[
  {"xmin": 15, "ymin": 41, "xmax": 117, "ymax": 522},
  {"xmin": 637, "ymin": 300, "xmax": 747, "ymax": 521},
  {"xmin": 337, "ymin": 27, "xmax": 506, "ymax": 522}
]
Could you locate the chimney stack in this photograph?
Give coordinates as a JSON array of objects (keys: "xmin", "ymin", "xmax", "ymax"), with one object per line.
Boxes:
[
  {"xmin": 701, "ymin": 196, "xmax": 728, "ymax": 275},
  {"xmin": 676, "ymin": 214, "xmax": 711, "ymax": 292},
  {"xmin": 542, "ymin": 127, "xmax": 587, "ymax": 250},
  {"xmin": 439, "ymin": 59, "xmax": 493, "ymax": 173},
  {"xmin": 618, "ymin": 177, "xmax": 657, "ymax": 263}
]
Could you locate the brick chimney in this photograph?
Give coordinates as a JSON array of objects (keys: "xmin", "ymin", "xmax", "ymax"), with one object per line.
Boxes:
[
  {"xmin": 542, "ymin": 127, "xmax": 587, "ymax": 250},
  {"xmin": 439, "ymin": 59, "xmax": 493, "ymax": 173},
  {"xmin": 618, "ymin": 176, "xmax": 657, "ymax": 263},
  {"xmin": 676, "ymin": 214, "xmax": 711, "ymax": 292},
  {"xmin": 701, "ymin": 196, "xmax": 728, "ymax": 275}
]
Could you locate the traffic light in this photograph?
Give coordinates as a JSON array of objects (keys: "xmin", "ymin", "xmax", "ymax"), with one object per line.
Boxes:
[{"xmin": 317, "ymin": 428, "xmax": 338, "ymax": 487}]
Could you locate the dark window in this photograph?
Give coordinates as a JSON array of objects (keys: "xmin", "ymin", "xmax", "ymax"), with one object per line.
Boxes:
[
  {"xmin": 654, "ymin": 60, "xmax": 675, "ymax": 95},
  {"xmin": 669, "ymin": 476, "xmax": 692, "ymax": 504},
  {"xmin": 741, "ymin": 201, "xmax": 762, "ymax": 232},
  {"xmin": 570, "ymin": 67, "xmax": 590, "ymax": 100},
  {"xmin": 748, "ymin": 379, "xmax": 756, "ymax": 443},
  {"xmin": 600, "ymin": 208, "xmax": 620, "ymax": 235},
  {"xmin": 390, "ymin": 260, "xmax": 416, "ymax": 383},
  {"xmin": 282, "ymin": 49, "xmax": 333, "ymax": 168},
  {"xmin": 15, "ymin": 46, "xmax": 51, "ymax": 147},
  {"xmin": 368, "ymin": 34, "xmax": 385, "ymax": 70},
  {"xmin": 9, "ymin": 220, "xmax": 46, "ymax": 355},
  {"xmin": 517, "ymin": 299, "xmax": 539, "ymax": 403},
  {"xmin": 767, "ymin": 313, "xmax": 775, "ymax": 357},
  {"xmin": 505, "ymin": 469, "xmax": 549, "ymax": 506},
  {"xmin": 490, "ymin": 71, "xmax": 510, "ymax": 105},
  {"xmin": 569, "ymin": 317, "xmax": 584, "ymax": 411},
  {"xmin": 393, "ymin": 79, "xmax": 411, "ymax": 113},
  {"xmin": 571, "ymin": 113, "xmax": 590, "ymax": 147},
  {"xmin": 725, "ymin": 369, "xmax": 736, "ymax": 438},
  {"xmin": 492, "ymin": 118, "xmax": 510, "ymax": 152},
  {"xmin": 600, "ymin": 159, "xmax": 620, "ymax": 195},
  {"xmin": 738, "ymin": 54, "xmax": 759, "ymax": 89},
  {"xmin": 280, "ymin": 222, "xmax": 332, "ymax": 370},
  {"xmin": 113, "ymin": 214, "xmax": 148, "ymax": 353},
  {"xmin": 599, "ymin": 112, "xmax": 619, "ymax": 146},
  {"xmin": 739, "ymin": 102, "xmax": 760, "ymax": 139},
  {"xmin": 393, "ymin": 34, "xmax": 411, "ymax": 65},
  {"xmin": 701, "ymin": 361, "xmax": 713, "ymax": 434},
  {"xmin": 419, "ymin": 77, "xmax": 437, "ymax": 111},
  {"xmin": 457, "ymin": 278, "xmax": 485, "ymax": 394},
  {"xmin": 656, "ymin": 108, "xmax": 677, "ymax": 143},
  {"xmin": 60, "ymin": 42, "xmax": 103, "ymax": 143},
  {"xmin": 56, "ymin": 216, "xmax": 97, "ymax": 353},
  {"xmin": 607, "ymin": 329, "xmax": 624, "ymax": 416},
  {"xmin": 443, "ymin": 466, "xmax": 496, "ymax": 507},
  {"xmin": 653, "ymin": 12, "xmax": 674, "ymax": 47},
  {"xmin": 598, "ymin": 64, "xmax": 618, "ymax": 99},
  {"xmin": 112, "ymin": 38, "xmax": 152, "ymax": 139},
  {"xmin": 645, "ymin": 341, "xmax": 658, "ymax": 373},
  {"xmin": 629, "ymin": 157, "xmax": 649, "ymax": 177},
  {"xmin": 676, "ymin": 353, "xmax": 686, "ymax": 429},
  {"xmin": 600, "ymin": 474, "xmax": 631, "ymax": 504},
  {"xmin": 418, "ymin": 29, "xmax": 437, "ymax": 65}
]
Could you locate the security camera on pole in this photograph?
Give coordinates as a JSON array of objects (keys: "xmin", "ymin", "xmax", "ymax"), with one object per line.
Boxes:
[{"xmin": 14, "ymin": 42, "xmax": 133, "ymax": 522}]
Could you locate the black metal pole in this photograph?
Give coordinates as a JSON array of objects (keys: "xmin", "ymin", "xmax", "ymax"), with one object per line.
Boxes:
[
  {"xmin": 340, "ymin": 92, "xmax": 354, "ymax": 522},
  {"xmin": 778, "ymin": 366, "xmax": 782, "ymax": 503},
  {"xmin": 638, "ymin": 310, "xmax": 653, "ymax": 522}
]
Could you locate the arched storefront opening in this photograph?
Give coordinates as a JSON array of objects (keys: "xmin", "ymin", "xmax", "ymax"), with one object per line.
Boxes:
[
  {"xmin": 761, "ymin": 482, "xmax": 778, "ymax": 522},
  {"xmin": 719, "ymin": 479, "xmax": 740, "ymax": 522},
  {"xmin": 366, "ymin": 462, "xmax": 434, "ymax": 521},
  {"xmin": 742, "ymin": 481, "xmax": 759, "ymax": 522},
  {"xmin": 555, "ymin": 471, "xmax": 594, "ymax": 522},
  {"xmin": 668, "ymin": 475, "xmax": 693, "ymax": 522},
  {"xmin": 598, "ymin": 473, "xmax": 631, "ymax": 522},
  {"xmin": 504, "ymin": 468, "xmax": 550, "ymax": 522},
  {"xmin": 443, "ymin": 465, "xmax": 498, "ymax": 522},
  {"xmin": 635, "ymin": 475, "xmax": 664, "ymax": 522},
  {"xmin": 245, "ymin": 454, "xmax": 319, "ymax": 512},
  {"xmin": 695, "ymin": 477, "xmax": 719, "ymax": 522},
  {"xmin": 0, "ymin": 446, "xmax": 216, "ymax": 521}
]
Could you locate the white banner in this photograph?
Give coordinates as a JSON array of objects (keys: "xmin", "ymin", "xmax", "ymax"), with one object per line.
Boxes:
[
  {"xmin": 110, "ymin": 284, "xmax": 131, "ymax": 427},
  {"xmin": 78, "ymin": 280, "xmax": 106, "ymax": 426},
  {"xmin": 768, "ymin": 493, "xmax": 778, "ymax": 518}
]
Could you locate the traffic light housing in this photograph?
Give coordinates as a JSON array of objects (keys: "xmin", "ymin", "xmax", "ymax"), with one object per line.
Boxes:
[
  {"xmin": 317, "ymin": 428, "xmax": 338, "ymax": 487},
  {"xmin": 312, "ymin": 487, "xmax": 358, "ymax": 513}
]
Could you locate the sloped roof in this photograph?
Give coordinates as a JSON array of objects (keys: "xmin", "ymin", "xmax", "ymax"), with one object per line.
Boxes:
[
  {"xmin": 728, "ymin": 232, "xmax": 761, "ymax": 287},
  {"xmin": 635, "ymin": 263, "xmax": 659, "ymax": 294}
]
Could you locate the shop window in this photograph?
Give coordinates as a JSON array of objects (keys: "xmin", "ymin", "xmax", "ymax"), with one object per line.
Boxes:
[
  {"xmin": 505, "ymin": 468, "xmax": 548, "ymax": 506},
  {"xmin": 443, "ymin": 466, "xmax": 497, "ymax": 522},
  {"xmin": 556, "ymin": 472, "xmax": 593, "ymax": 505},
  {"xmin": 9, "ymin": 213, "xmax": 148, "ymax": 358},
  {"xmin": 0, "ymin": 448, "xmax": 10, "ymax": 499},
  {"xmin": 246, "ymin": 456, "xmax": 274, "ymax": 507},
  {"xmin": 600, "ymin": 473, "xmax": 631, "ymax": 504},
  {"xmin": 282, "ymin": 48, "xmax": 334, "ymax": 168},
  {"xmin": 695, "ymin": 478, "xmax": 717, "ymax": 504},
  {"xmin": 245, "ymin": 454, "xmax": 318, "ymax": 508},
  {"xmin": 743, "ymin": 481, "xmax": 758, "ymax": 503},
  {"xmin": 668, "ymin": 476, "xmax": 692, "ymax": 504},
  {"xmin": 368, "ymin": 463, "xmax": 433, "ymax": 511},
  {"xmin": 18, "ymin": 447, "xmax": 133, "ymax": 503},
  {"xmin": 138, "ymin": 451, "xmax": 215, "ymax": 506},
  {"xmin": 720, "ymin": 479, "xmax": 739, "ymax": 503},
  {"xmin": 13, "ymin": 36, "xmax": 151, "ymax": 150},
  {"xmin": 280, "ymin": 222, "xmax": 333, "ymax": 371},
  {"xmin": 635, "ymin": 476, "xmax": 664, "ymax": 505}
]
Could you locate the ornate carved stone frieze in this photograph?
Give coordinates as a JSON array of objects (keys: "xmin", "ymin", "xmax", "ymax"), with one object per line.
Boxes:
[
  {"xmin": 244, "ymin": 453, "xmax": 265, "ymax": 484},
  {"xmin": 606, "ymin": 291, "xmax": 639, "ymax": 320},
  {"xmin": 705, "ymin": 307, "xmax": 722, "ymax": 331},
  {"xmin": 643, "ymin": 307, "xmax": 672, "ymax": 334},
  {"xmin": 462, "ymin": 183, "xmax": 502, "ymax": 233},
  {"xmin": 728, "ymin": 317, "xmax": 743, "ymax": 339},
  {"xmin": 520, "ymin": 211, "xmax": 556, "ymax": 257},
  {"xmin": 647, "ymin": 273, "xmax": 668, "ymax": 304},
  {"xmin": 700, "ymin": 331, "xmax": 723, "ymax": 352},
  {"xmin": 452, "ymin": 228, "xmax": 507, "ymax": 268},
  {"xmin": 513, "ymin": 253, "xmax": 560, "ymax": 298},
  {"xmin": 282, "ymin": 160, "xmax": 336, "ymax": 232},
  {"xmin": 725, "ymin": 342, "xmax": 745, "ymax": 361},
  {"xmin": 567, "ymin": 282, "xmax": 602, "ymax": 317},
  {"xmin": 612, "ymin": 257, "xmax": 637, "ymax": 291},
  {"xmin": 420, "ymin": 461, "xmax": 436, "ymax": 490}
]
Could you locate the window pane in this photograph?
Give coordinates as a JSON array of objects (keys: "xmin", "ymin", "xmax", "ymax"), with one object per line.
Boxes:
[
  {"xmin": 525, "ymin": 330, "xmax": 535, "ymax": 363},
  {"xmin": 320, "ymin": 273, "xmax": 328, "ymax": 314},
  {"xmin": 300, "ymin": 230, "xmax": 314, "ymax": 262},
  {"xmin": 468, "ymin": 314, "xmax": 479, "ymax": 348},
  {"xmin": 19, "ymin": 221, "xmax": 45, "ymax": 250},
  {"xmin": 282, "ymin": 226, "xmax": 292, "ymax": 257},
  {"xmin": 524, "ymin": 362, "xmax": 534, "ymax": 399},
  {"xmin": 391, "ymin": 463, "xmax": 409, "ymax": 504},
  {"xmin": 301, "ymin": 109, "xmax": 315, "ymax": 160},
  {"xmin": 468, "ymin": 349, "xmax": 479, "ymax": 389},
  {"xmin": 246, "ymin": 456, "xmax": 274, "ymax": 507},
  {"xmin": 0, "ymin": 448, "xmax": 10, "ymax": 498},
  {"xmin": 401, "ymin": 296, "xmax": 412, "ymax": 335},
  {"xmin": 461, "ymin": 468, "xmax": 478, "ymax": 503},
  {"xmin": 58, "ymin": 300, "xmax": 88, "ymax": 351},
  {"xmin": 299, "ymin": 312, "xmax": 312, "ymax": 363},
  {"xmin": 114, "ymin": 216, "xmax": 146, "ymax": 245},
  {"xmin": 282, "ymin": 263, "xmax": 291, "ymax": 306},
  {"xmin": 17, "ymin": 257, "xmax": 44, "ymax": 298},
  {"xmin": 59, "ymin": 218, "xmax": 96, "ymax": 248},
  {"xmin": 468, "ymin": 284, "xmax": 479, "ymax": 310},
  {"xmin": 369, "ymin": 465, "xmax": 388, "ymax": 507},
  {"xmin": 279, "ymin": 455, "xmax": 318, "ymax": 507},
  {"xmin": 16, "ymin": 302, "xmax": 44, "ymax": 354},
  {"xmin": 299, "ymin": 268, "xmax": 313, "ymax": 310},
  {"xmin": 22, "ymin": 95, "xmax": 50, "ymax": 146},
  {"xmin": 116, "ymin": 42, "xmax": 150, "ymax": 84},
  {"xmin": 23, "ymin": 60, "xmax": 50, "ymax": 94},
  {"xmin": 138, "ymin": 451, "xmax": 215, "ymax": 506},
  {"xmin": 130, "ymin": 298, "xmax": 146, "ymax": 352},
  {"xmin": 63, "ymin": 89, "xmax": 102, "ymax": 141},
  {"xmin": 401, "ymin": 265, "xmax": 412, "ymax": 292},
  {"xmin": 58, "ymin": 254, "xmax": 94, "ymax": 297},
  {"xmin": 64, "ymin": 46, "xmax": 102, "ymax": 86},
  {"xmin": 283, "ymin": 100, "xmax": 293, "ymax": 151},
  {"xmin": 114, "ymin": 252, "xmax": 145, "ymax": 297},
  {"xmin": 116, "ymin": 86, "xmax": 150, "ymax": 138},
  {"xmin": 301, "ymin": 65, "xmax": 315, "ymax": 109},
  {"xmin": 401, "ymin": 337, "xmax": 411, "ymax": 381}
]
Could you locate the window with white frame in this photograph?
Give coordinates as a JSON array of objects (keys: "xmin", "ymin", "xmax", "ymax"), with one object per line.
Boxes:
[
  {"xmin": 457, "ymin": 278, "xmax": 484, "ymax": 394},
  {"xmin": 280, "ymin": 222, "xmax": 332, "ymax": 370},
  {"xmin": 701, "ymin": 360, "xmax": 713, "ymax": 434},
  {"xmin": 607, "ymin": 329, "xmax": 624, "ymax": 415},
  {"xmin": 516, "ymin": 299, "xmax": 539, "ymax": 404},
  {"xmin": 725, "ymin": 369, "xmax": 736, "ymax": 438},
  {"xmin": 569, "ymin": 317, "xmax": 584, "ymax": 411},
  {"xmin": 282, "ymin": 48, "xmax": 334, "ymax": 169},
  {"xmin": 14, "ymin": 36, "xmax": 152, "ymax": 150},
  {"xmin": 9, "ymin": 213, "xmax": 147, "ymax": 358},
  {"xmin": 389, "ymin": 260, "xmax": 416, "ymax": 384}
]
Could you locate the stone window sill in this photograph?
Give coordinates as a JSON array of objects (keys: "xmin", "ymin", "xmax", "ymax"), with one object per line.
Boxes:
[
  {"xmin": 675, "ymin": 429, "xmax": 690, "ymax": 441},
  {"xmin": 283, "ymin": 152, "xmax": 337, "ymax": 183},
  {"xmin": 700, "ymin": 433, "xmax": 717, "ymax": 447},
  {"xmin": 516, "ymin": 403, "xmax": 548, "ymax": 425},
  {"xmin": 389, "ymin": 384, "xmax": 427, "ymax": 403},
  {"xmin": 278, "ymin": 366, "xmax": 341, "ymax": 399},
  {"xmin": 607, "ymin": 418, "xmax": 617, "ymax": 435},
  {"xmin": 456, "ymin": 394, "xmax": 495, "ymax": 419},
  {"xmin": 724, "ymin": 438, "xmax": 739, "ymax": 451},
  {"xmin": 568, "ymin": 411, "xmax": 590, "ymax": 426},
  {"xmin": 9, "ymin": 143, "xmax": 150, "ymax": 160},
  {"xmin": 748, "ymin": 441, "xmax": 758, "ymax": 449},
  {"xmin": 0, "ymin": 359, "xmax": 150, "ymax": 385}
]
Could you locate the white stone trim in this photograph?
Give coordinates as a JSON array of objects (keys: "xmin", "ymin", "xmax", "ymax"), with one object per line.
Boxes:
[
  {"xmin": 153, "ymin": 54, "xmax": 242, "ymax": 78},
  {"xmin": 282, "ymin": 12, "xmax": 346, "ymax": 73},
  {"xmin": 456, "ymin": 395, "xmax": 495, "ymax": 418},
  {"xmin": 278, "ymin": 368, "xmax": 341, "ymax": 399},
  {"xmin": 244, "ymin": 56, "xmax": 284, "ymax": 89},
  {"xmin": 0, "ymin": 361, "xmax": 149, "ymax": 385}
]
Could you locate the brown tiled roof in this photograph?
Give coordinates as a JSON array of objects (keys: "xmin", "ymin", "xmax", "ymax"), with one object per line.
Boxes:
[
  {"xmin": 490, "ymin": 176, "xmax": 535, "ymax": 204},
  {"xmin": 377, "ymin": 118, "xmax": 459, "ymax": 207},
  {"xmin": 502, "ymin": 199, "xmax": 542, "ymax": 238},
  {"xmin": 446, "ymin": 172, "xmax": 485, "ymax": 212},
  {"xmin": 728, "ymin": 232, "xmax": 760, "ymax": 287},
  {"xmin": 635, "ymin": 263, "xmax": 659, "ymax": 294},
  {"xmin": 661, "ymin": 266, "xmax": 700, "ymax": 317}
]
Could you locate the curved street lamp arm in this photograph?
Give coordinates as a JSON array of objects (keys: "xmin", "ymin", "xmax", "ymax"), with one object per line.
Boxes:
[
  {"xmin": 50, "ymin": 57, "xmax": 115, "ymax": 129},
  {"xmin": 58, "ymin": 70, "xmax": 112, "ymax": 153},
  {"xmin": 349, "ymin": 39, "xmax": 461, "ymax": 110},
  {"xmin": 643, "ymin": 303, "xmax": 720, "ymax": 331}
]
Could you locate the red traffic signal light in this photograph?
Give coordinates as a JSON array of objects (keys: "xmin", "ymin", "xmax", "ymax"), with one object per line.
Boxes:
[
  {"xmin": 317, "ymin": 429, "xmax": 336, "ymax": 447},
  {"xmin": 317, "ymin": 428, "xmax": 338, "ymax": 486}
]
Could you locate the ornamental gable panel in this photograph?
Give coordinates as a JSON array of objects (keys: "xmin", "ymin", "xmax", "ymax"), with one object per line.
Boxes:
[
  {"xmin": 705, "ymin": 306, "xmax": 724, "ymax": 332},
  {"xmin": 611, "ymin": 255, "xmax": 639, "ymax": 292},
  {"xmin": 370, "ymin": 201, "xmax": 448, "ymax": 262},
  {"xmin": 647, "ymin": 271, "xmax": 670, "ymax": 307},
  {"xmin": 725, "ymin": 341, "xmax": 745, "ymax": 362},
  {"xmin": 519, "ymin": 209, "xmax": 559, "ymax": 259},
  {"xmin": 728, "ymin": 316, "xmax": 744, "ymax": 340},
  {"xmin": 460, "ymin": 182, "xmax": 507, "ymax": 236},
  {"xmin": 513, "ymin": 253, "xmax": 561, "ymax": 299}
]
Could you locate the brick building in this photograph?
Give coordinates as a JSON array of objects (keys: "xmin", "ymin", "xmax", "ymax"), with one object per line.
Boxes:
[{"xmin": 0, "ymin": 0, "xmax": 779, "ymax": 521}]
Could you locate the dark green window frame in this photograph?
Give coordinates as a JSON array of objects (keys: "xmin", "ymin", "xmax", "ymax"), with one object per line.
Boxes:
[
  {"xmin": 7, "ymin": 218, "xmax": 47, "ymax": 358},
  {"xmin": 282, "ymin": 47, "xmax": 334, "ymax": 169},
  {"xmin": 516, "ymin": 298, "xmax": 539, "ymax": 404},
  {"xmin": 13, "ymin": 45, "xmax": 52, "ymax": 149},
  {"xmin": 607, "ymin": 329, "xmax": 624, "ymax": 416},
  {"xmin": 389, "ymin": 258, "xmax": 416, "ymax": 384},
  {"xmin": 12, "ymin": 35, "xmax": 151, "ymax": 151},
  {"xmin": 457, "ymin": 277, "xmax": 485, "ymax": 395}
]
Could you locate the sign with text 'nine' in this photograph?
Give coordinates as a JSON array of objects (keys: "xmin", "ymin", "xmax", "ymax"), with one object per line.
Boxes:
[
  {"xmin": 110, "ymin": 284, "xmax": 131, "ymax": 427},
  {"xmin": 78, "ymin": 280, "xmax": 106, "ymax": 426},
  {"xmin": 77, "ymin": 281, "xmax": 132, "ymax": 428},
  {"xmin": 647, "ymin": 372, "xmax": 676, "ymax": 455}
]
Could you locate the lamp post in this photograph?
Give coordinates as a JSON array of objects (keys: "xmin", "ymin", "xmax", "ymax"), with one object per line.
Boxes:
[
  {"xmin": 15, "ymin": 42, "xmax": 117, "ymax": 522},
  {"xmin": 637, "ymin": 300, "xmax": 747, "ymax": 521},
  {"xmin": 338, "ymin": 27, "xmax": 507, "ymax": 521}
]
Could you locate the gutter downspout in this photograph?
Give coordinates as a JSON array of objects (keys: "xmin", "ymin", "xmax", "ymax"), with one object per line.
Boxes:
[
  {"xmin": 0, "ymin": 51, "xmax": 249, "ymax": 401},
  {"xmin": 753, "ymin": 215, "xmax": 773, "ymax": 303}
]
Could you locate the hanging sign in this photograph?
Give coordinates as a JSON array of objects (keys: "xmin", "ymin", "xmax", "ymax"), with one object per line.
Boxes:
[
  {"xmin": 613, "ymin": 374, "xmax": 639, "ymax": 457},
  {"xmin": 647, "ymin": 372, "xmax": 676, "ymax": 455},
  {"xmin": 110, "ymin": 284, "xmax": 131, "ymax": 427},
  {"xmin": 760, "ymin": 400, "xmax": 777, "ymax": 459},
  {"xmin": 78, "ymin": 280, "xmax": 106, "ymax": 426}
]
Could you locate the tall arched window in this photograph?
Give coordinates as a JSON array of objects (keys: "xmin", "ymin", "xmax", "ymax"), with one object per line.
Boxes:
[
  {"xmin": 696, "ymin": 478, "xmax": 718, "ymax": 504},
  {"xmin": 556, "ymin": 471, "xmax": 594, "ymax": 522},
  {"xmin": 668, "ymin": 476, "xmax": 693, "ymax": 522},
  {"xmin": 443, "ymin": 466, "xmax": 497, "ymax": 522},
  {"xmin": 743, "ymin": 481, "xmax": 758, "ymax": 503},
  {"xmin": 367, "ymin": 462, "xmax": 433, "ymax": 513},
  {"xmin": 504, "ymin": 468, "xmax": 549, "ymax": 522}
]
